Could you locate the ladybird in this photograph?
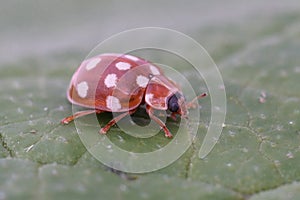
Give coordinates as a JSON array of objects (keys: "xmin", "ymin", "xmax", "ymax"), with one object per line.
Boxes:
[{"xmin": 61, "ymin": 53, "xmax": 206, "ymax": 138}]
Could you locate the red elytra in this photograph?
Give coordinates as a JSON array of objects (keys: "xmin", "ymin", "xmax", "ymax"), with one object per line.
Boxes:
[{"xmin": 61, "ymin": 53, "xmax": 206, "ymax": 138}]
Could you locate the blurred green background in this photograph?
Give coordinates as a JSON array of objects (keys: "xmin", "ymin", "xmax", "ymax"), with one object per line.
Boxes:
[{"xmin": 1, "ymin": 1, "xmax": 300, "ymax": 200}]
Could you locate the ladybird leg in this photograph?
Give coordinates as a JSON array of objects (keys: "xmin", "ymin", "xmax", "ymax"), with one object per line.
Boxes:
[
  {"xmin": 146, "ymin": 105, "xmax": 173, "ymax": 138},
  {"xmin": 61, "ymin": 110, "xmax": 103, "ymax": 124},
  {"xmin": 186, "ymin": 93, "xmax": 207, "ymax": 109},
  {"xmin": 100, "ymin": 109, "xmax": 137, "ymax": 134},
  {"xmin": 170, "ymin": 112, "xmax": 178, "ymax": 121}
]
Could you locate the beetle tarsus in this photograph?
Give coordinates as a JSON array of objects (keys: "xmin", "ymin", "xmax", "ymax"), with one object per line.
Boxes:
[
  {"xmin": 165, "ymin": 132, "xmax": 173, "ymax": 138},
  {"xmin": 61, "ymin": 110, "xmax": 102, "ymax": 125},
  {"xmin": 99, "ymin": 128, "xmax": 107, "ymax": 134},
  {"xmin": 61, "ymin": 117, "xmax": 73, "ymax": 124}
]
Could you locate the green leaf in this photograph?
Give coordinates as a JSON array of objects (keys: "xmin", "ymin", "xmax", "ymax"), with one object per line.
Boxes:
[
  {"xmin": 1, "ymin": 1, "xmax": 300, "ymax": 199},
  {"xmin": 249, "ymin": 182, "xmax": 300, "ymax": 200}
]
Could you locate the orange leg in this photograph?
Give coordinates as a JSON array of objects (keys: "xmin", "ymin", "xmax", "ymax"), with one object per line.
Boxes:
[
  {"xmin": 61, "ymin": 110, "xmax": 103, "ymax": 124},
  {"xmin": 100, "ymin": 109, "xmax": 137, "ymax": 134},
  {"xmin": 170, "ymin": 112, "xmax": 179, "ymax": 121},
  {"xmin": 146, "ymin": 105, "xmax": 173, "ymax": 138}
]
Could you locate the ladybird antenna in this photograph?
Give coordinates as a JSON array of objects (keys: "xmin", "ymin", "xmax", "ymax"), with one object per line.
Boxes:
[{"xmin": 186, "ymin": 92, "xmax": 207, "ymax": 109}]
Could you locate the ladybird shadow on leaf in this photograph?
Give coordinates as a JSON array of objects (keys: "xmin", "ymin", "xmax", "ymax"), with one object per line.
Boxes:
[{"xmin": 130, "ymin": 104, "xmax": 151, "ymax": 127}]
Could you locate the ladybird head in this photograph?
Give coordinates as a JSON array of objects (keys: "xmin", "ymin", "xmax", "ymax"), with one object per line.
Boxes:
[
  {"xmin": 145, "ymin": 75, "xmax": 189, "ymax": 117},
  {"xmin": 167, "ymin": 92, "xmax": 188, "ymax": 118},
  {"xmin": 167, "ymin": 92, "xmax": 186, "ymax": 113},
  {"xmin": 168, "ymin": 93, "xmax": 180, "ymax": 112}
]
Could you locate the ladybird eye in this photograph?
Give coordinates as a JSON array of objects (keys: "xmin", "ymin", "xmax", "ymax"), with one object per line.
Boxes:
[
  {"xmin": 148, "ymin": 74, "xmax": 154, "ymax": 79},
  {"xmin": 170, "ymin": 102, "xmax": 179, "ymax": 112},
  {"xmin": 168, "ymin": 94, "xmax": 179, "ymax": 112}
]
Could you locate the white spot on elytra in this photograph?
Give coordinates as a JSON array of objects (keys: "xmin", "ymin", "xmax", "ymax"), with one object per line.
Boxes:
[
  {"xmin": 150, "ymin": 65, "xmax": 160, "ymax": 75},
  {"xmin": 86, "ymin": 58, "xmax": 101, "ymax": 70},
  {"xmin": 106, "ymin": 96, "xmax": 121, "ymax": 111},
  {"xmin": 124, "ymin": 55, "xmax": 139, "ymax": 61},
  {"xmin": 77, "ymin": 81, "xmax": 89, "ymax": 98},
  {"xmin": 136, "ymin": 75, "xmax": 149, "ymax": 88},
  {"xmin": 115, "ymin": 62, "xmax": 131, "ymax": 70},
  {"xmin": 145, "ymin": 93, "xmax": 154, "ymax": 102},
  {"xmin": 104, "ymin": 74, "xmax": 117, "ymax": 88}
]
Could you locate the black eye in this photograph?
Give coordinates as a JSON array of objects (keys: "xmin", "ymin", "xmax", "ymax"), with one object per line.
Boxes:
[{"xmin": 168, "ymin": 94, "xmax": 179, "ymax": 112}]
